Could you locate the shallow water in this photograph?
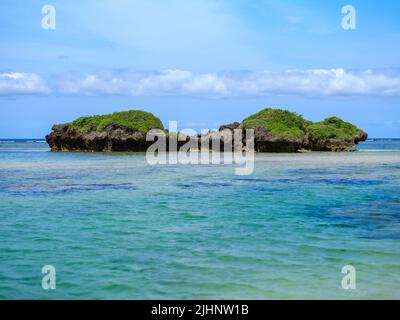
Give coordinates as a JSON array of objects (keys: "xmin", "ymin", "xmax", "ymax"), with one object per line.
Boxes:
[{"xmin": 0, "ymin": 140, "xmax": 399, "ymax": 299}]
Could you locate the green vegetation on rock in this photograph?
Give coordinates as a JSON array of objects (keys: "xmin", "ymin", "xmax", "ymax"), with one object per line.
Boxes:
[
  {"xmin": 242, "ymin": 108, "xmax": 309, "ymax": 140},
  {"xmin": 46, "ymin": 107, "xmax": 367, "ymax": 153},
  {"xmin": 305, "ymin": 116, "xmax": 364, "ymax": 140},
  {"xmin": 69, "ymin": 110, "xmax": 164, "ymax": 134},
  {"xmin": 241, "ymin": 108, "xmax": 366, "ymax": 145}
]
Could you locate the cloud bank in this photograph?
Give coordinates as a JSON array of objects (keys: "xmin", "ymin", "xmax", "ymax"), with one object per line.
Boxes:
[
  {"xmin": 0, "ymin": 72, "xmax": 50, "ymax": 95},
  {"xmin": 55, "ymin": 69, "xmax": 400, "ymax": 97},
  {"xmin": 2, "ymin": 69, "xmax": 400, "ymax": 97}
]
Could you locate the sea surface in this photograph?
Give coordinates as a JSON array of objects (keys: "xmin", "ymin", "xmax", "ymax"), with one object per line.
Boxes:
[{"xmin": 0, "ymin": 139, "xmax": 399, "ymax": 299}]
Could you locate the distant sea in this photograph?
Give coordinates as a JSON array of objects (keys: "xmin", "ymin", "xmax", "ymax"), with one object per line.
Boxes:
[{"xmin": 0, "ymin": 139, "xmax": 400, "ymax": 299}]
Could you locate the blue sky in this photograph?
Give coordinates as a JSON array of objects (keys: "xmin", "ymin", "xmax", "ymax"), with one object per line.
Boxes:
[{"xmin": 1, "ymin": 0, "xmax": 400, "ymax": 138}]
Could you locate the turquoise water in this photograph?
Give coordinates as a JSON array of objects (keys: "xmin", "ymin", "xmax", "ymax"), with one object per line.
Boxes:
[{"xmin": 0, "ymin": 140, "xmax": 400, "ymax": 299}]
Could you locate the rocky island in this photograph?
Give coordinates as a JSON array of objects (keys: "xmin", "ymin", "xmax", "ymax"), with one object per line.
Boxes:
[
  {"xmin": 46, "ymin": 108, "xmax": 367, "ymax": 152},
  {"xmin": 239, "ymin": 108, "xmax": 368, "ymax": 152},
  {"xmin": 46, "ymin": 110, "xmax": 164, "ymax": 152}
]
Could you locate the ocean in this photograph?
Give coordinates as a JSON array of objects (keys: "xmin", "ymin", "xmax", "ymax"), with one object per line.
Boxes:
[{"xmin": 0, "ymin": 139, "xmax": 399, "ymax": 299}]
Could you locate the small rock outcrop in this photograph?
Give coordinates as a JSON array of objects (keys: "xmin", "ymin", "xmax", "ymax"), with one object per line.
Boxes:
[
  {"xmin": 301, "ymin": 116, "xmax": 368, "ymax": 151},
  {"xmin": 240, "ymin": 109, "xmax": 307, "ymax": 152},
  {"xmin": 46, "ymin": 110, "xmax": 164, "ymax": 152},
  {"xmin": 236, "ymin": 109, "xmax": 367, "ymax": 152}
]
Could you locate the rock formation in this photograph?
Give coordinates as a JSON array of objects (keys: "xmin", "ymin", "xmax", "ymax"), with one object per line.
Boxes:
[
  {"xmin": 238, "ymin": 109, "xmax": 368, "ymax": 152},
  {"xmin": 46, "ymin": 110, "xmax": 164, "ymax": 152},
  {"xmin": 46, "ymin": 108, "xmax": 368, "ymax": 152}
]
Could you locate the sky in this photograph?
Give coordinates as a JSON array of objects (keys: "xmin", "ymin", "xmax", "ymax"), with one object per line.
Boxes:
[{"xmin": 0, "ymin": 0, "xmax": 400, "ymax": 138}]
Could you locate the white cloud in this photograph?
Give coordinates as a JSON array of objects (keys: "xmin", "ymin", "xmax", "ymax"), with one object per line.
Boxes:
[
  {"xmin": 56, "ymin": 69, "xmax": 400, "ymax": 97},
  {"xmin": 0, "ymin": 72, "xmax": 50, "ymax": 95},
  {"xmin": 2, "ymin": 69, "xmax": 400, "ymax": 97}
]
